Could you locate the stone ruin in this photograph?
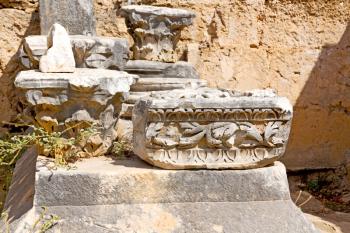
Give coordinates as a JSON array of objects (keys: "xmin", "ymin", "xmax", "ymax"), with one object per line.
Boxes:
[{"xmin": 4, "ymin": 2, "xmax": 319, "ymax": 233}]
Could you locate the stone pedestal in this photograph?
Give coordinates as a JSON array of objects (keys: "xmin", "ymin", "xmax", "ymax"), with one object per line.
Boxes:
[{"xmin": 4, "ymin": 148, "xmax": 318, "ymax": 233}]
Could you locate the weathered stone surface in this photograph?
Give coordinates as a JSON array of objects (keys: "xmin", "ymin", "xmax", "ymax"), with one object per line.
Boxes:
[
  {"xmin": 125, "ymin": 60, "xmax": 199, "ymax": 79},
  {"xmin": 19, "ymin": 35, "xmax": 129, "ymax": 70},
  {"xmin": 34, "ymin": 157, "xmax": 290, "ymax": 206},
  {"xmin": 20, "ymin": 35, "xmax": 47, "ymax": 69},
  {"xmin": 71, "ymin": 35, "xmax": 129, "ymax": 70},
  {"xmin": 115, "ymin": 118, "xmax": 134, "ymax": 142},
  {"xmin": 40, "ymin": 0, "xmax": 96, "ymax": 36},
  {"xmin": 133, "ymin": 88, "xmax": 293, "ymax": 169},
  {"xmin": 130, "ymin": 78, "xmax": 207, "ymax": 92},
  {"xmin": 119, "ymin": 5, "xmax": 195, "ymax": 62},
  {"xmin": 39, "ymin": 24, "xmax": 75, "ymax": 73},
  {"xmin": 4, "ymin": 154, "xmax": 318, "ymax": 233},
  {"xmin": 39, "ymin": 201, "xmax": 319, "ymax": 233},
  {"xmin": 3, "ymin": 147, "xmax": 37, "ymax": 225},
  {"xmin": 15, "ymin": 69, "xmax": 137, "ymax": 156},
  {"xmin": 120, "ymin": 60, "xmax": 205, "ymax": 124}
]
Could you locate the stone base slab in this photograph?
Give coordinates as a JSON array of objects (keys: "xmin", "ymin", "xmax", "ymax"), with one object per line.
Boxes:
[
  {"xmin": 4, "ymin": 149, "xmax": 318, "ymax": 233},
  {"xmin": 22, "ymin": 200, "xmax": 316, "ymax": 233}
]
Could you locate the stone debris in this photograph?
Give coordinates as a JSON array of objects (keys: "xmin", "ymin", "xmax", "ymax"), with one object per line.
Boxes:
[
  {"xmin": 19, "ymin": 35, "xmax": 129, "ymax": 70},
  {"xmin": 5, "ymin": 3, "xmax": 319, "ymax": 233},
  {"xmin": 39, "ymin": 23, "xmax": 76, "ymax": 73},
  {"xmin": 120, "ymin": 60, "xmax": 206, "ymax": 120},
  {"xmin": 125, "ymin": 60, "xmax": 199, "ymax": 79},
  {"xmin": 71, "ymin": 35, "xmax": 129, "ymax": 70}
]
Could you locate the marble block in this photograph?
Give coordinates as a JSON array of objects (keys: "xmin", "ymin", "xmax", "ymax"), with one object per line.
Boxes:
[{"xmin": 133, "ymin": 88, "xmax": 293, "ymax": 169}]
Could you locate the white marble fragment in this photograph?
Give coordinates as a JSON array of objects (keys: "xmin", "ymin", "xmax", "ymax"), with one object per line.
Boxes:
[{"xmin": 39, "ymin": 23, "xmax": 76, "ymax": 73}]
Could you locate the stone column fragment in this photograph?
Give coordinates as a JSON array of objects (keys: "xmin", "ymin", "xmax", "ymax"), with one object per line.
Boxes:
[
  {"xmin": 40, "ymin": 0, "xmax": 96, "ymax": 36},
  {"xmin": 119, "ymin": 5, "xmax": 195, "ymax": 62}
]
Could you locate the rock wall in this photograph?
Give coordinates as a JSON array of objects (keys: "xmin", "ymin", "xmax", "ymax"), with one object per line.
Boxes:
[{"xmin": 0, "ymin": 0, "xmax": 349, "ymax": 170}]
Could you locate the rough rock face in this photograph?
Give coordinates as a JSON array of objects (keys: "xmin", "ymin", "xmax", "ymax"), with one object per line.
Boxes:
[
  {"xmin": 39, "ymin": 24, "xmax": 75, "ymax": 73},
  {"xmin": 0, "ymin": 0, "xmax": 350, "ymax": 170}
]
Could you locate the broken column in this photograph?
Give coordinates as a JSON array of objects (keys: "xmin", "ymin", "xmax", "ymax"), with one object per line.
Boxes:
[
  {"xmin": 39, "ymin": 23, "xmax": 75, "ymax": 73},
  {"xmin": 40, "ymin": 0, "xmax": 96, "ymax": 35}
]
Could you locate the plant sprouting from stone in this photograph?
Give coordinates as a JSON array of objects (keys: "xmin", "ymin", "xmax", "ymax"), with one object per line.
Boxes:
[
  {"xmin": 31, "ymin": 207, "xmax": 60, "ymax": 233},
  {"xmin": 0, "ymin": 123, "xmax": 99, "ymax": 167},
  {"xmin": 112, "ymin": 138, "xmax": 132, "ymax": 159}
]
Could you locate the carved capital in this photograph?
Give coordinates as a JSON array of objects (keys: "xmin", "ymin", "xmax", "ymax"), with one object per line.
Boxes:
[
  {"xmin": 15, "ymin": 69, "xmax": 137, "ymax": 157},
  {"xmin": 120, "ymin": 5, "xmax": 195, "ymax": 62}
]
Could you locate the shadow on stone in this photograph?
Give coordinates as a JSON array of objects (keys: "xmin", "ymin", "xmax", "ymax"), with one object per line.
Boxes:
[
  {"xmin": 3, "ymin": 147, "xmax": 37, "ymax": 223},
  {"xmin": 283, "ymin": 22, "xmax": 350, "ymax": 170}
]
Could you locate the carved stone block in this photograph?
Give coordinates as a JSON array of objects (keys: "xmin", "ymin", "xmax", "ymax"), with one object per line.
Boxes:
[
  {"xmin": 15, "ymin": 69, "xmax": 137, "ymax": 156},
  {"xmin": 19, "ymin": 35, "xmax": 129, "ymax": 70},
  {"xmin": 40, "ymin": 0, "xmax": 96, "ymax": 36},
  {"xmin": 133, "ymin": 88, "xmax": 293, "ymax": 169},
  {"xmin": 119, "ymin": 5, "xmax": 195, "ymax": 62}
]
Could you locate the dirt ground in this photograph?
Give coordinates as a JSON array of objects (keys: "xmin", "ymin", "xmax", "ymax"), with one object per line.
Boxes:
[{"xmin": 289, "ymin": 169, "xmax": 350, "ymax": 233}]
